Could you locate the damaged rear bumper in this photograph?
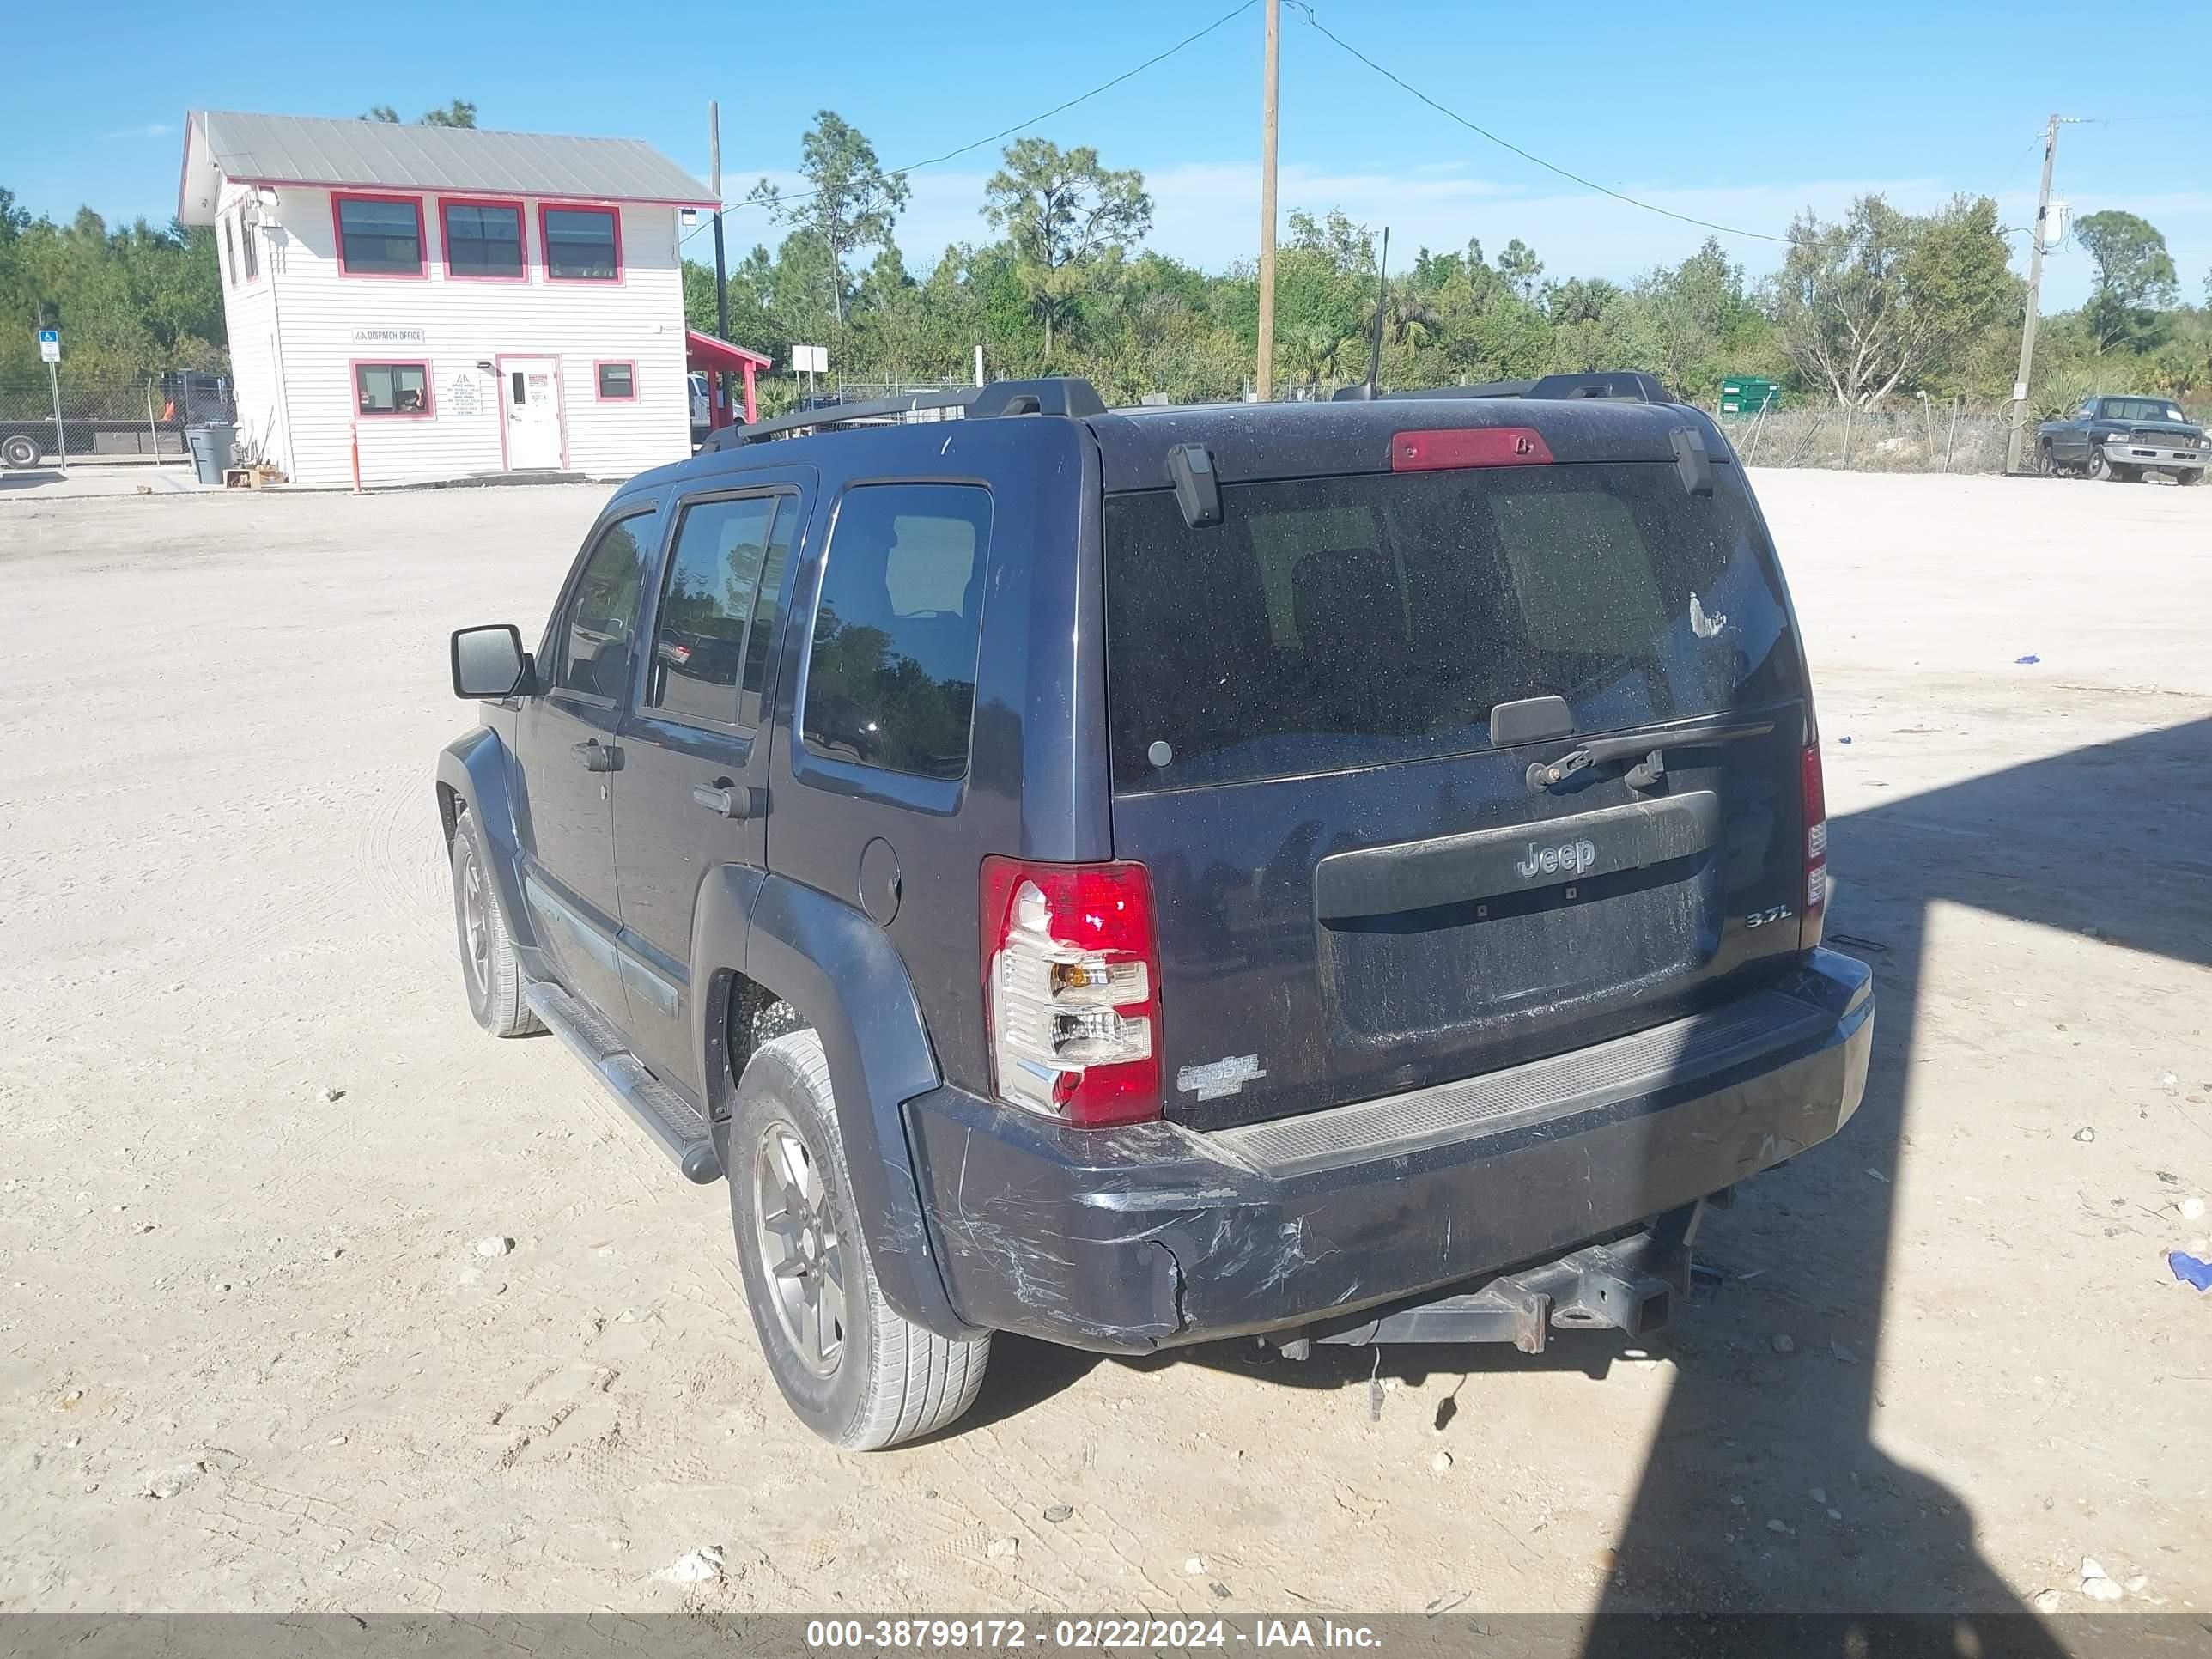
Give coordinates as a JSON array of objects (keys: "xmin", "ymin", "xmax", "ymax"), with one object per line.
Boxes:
[{"xmin": 904, "ymin": 949, "xmax": 1873, "ymax": 1354}]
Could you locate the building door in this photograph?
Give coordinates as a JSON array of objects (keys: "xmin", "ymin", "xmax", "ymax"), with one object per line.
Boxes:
[{"xmin": 503, "ymin": 356, "xmax": 565, "ymax": 470}]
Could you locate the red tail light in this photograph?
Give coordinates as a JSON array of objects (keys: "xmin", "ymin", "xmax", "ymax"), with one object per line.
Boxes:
[
  {"xmin": 981, "ymin": 858, "xmax": 1162, "ymax": 1129},
  {"xmin": 1391, "ymin": 427, "xmax": 1553, "ymax": 471},
  {"xmin": 1800, "ymin": 744, "xmax": 1827, "ymax": 951}
]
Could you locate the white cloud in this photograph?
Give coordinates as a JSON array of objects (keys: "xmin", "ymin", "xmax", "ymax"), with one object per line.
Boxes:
[{"xmin": 103, "ymin": 123, "xmax": 175, "ymax": 141}]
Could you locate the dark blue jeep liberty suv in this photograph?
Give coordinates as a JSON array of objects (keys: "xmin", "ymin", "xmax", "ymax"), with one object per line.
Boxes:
[{"xmin": 437, "ymin": 373, "xmax": 1875, "ymax": 1449}]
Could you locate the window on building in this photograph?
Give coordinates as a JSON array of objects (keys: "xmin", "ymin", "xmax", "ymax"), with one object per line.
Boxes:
[
  {"xmin": 222, "ymin": 218, "xmax": 238, "ymax": 286},
  {"xmin": 802, "ymin": 483, "xmax": 991, "ymax": 781},
  {"xmin": 595, "ymin": 362, "xmax": 636, "ymax": 401},
  {"xmin": 646, "ymin": 495, "xmax": 782, "ymax": 730},
  {"xmin": 355, "ymin": 362, "xmax": 432, "ymax": 417},
  {"xmin": 542, "ymin": 206, "xmax": 620, "ymax": 281},
  {"xmin": 441, "ymin": 201, "xmax": 525, "ymax": 277},
  {"xmin": 548, "ymin": 510, "xmax": 659, "ymax": 702},
  {"xmin": 335, "ymin": 194, "xmax": 425, "ymax": 276},
  {"xmin": 241, "ymin": 217, "xmax": 259, "ymax": 280}
]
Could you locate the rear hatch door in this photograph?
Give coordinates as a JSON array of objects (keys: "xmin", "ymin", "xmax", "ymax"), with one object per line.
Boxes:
[{"xmin": 1103, "ymin": 417, "xmax": 1813, "ymax": 1129}]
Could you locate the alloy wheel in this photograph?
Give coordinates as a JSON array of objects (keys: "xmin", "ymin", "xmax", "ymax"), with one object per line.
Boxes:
[
  {"xmin": 752, "ymin": 1119, "xmax": 846, "ymax": 1377},
  {"xmin": 459, "ymin": 845, "xmax": 490, "ymax": 995}
]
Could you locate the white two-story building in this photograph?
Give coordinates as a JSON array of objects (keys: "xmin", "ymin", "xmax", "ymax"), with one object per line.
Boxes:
[{"xmin": 179, "ymin": 110, "xmax": 718, "ymax": 487}]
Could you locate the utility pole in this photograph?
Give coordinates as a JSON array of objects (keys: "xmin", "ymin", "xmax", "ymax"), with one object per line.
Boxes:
[
  {"xmin": 2004, "ymin": 113, "xmax": 2061, "ymax": 476},
  {"xmin": 709, "ymin": 102, "xmax": 732, "ymax": 421},
  {"xmin": 1255, "ymin": 0, "xmax": 1280, "ymax": 402}
]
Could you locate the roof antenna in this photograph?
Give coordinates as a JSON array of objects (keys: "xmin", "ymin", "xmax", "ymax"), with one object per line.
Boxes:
[{"xmin": 1362, "ymin": 225, "xmax": 1390, "ymax": 400}]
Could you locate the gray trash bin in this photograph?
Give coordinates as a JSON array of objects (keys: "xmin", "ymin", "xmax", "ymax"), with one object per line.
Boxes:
[{"xmin": 185, "ymin": 422, "xmax": 236, "ymax": 485}]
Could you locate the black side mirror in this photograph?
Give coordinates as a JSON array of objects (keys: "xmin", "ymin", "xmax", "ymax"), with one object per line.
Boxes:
[{"xmin": 451, "ymin": 624, "xmax": 532, "ymax": 700}]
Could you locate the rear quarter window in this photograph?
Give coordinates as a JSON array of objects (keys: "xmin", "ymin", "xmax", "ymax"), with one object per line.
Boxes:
[{"xmin": 801, "ymin": 483, "xmax": 992, "ymax": 781}]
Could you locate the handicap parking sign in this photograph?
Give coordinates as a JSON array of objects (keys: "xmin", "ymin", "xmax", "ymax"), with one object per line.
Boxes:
[{"xmin": 38, "ymin": 328, "xmax": 59, "ymax": 363}]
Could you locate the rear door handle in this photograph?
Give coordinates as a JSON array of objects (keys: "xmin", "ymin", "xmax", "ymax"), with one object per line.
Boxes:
[
  {"xmin": 571, "ymin": 739, "xmax": 618, "ymax": 773},
  {"xmin": 692, "ymin": 781, "xmax": 767, "ymax": 821}
]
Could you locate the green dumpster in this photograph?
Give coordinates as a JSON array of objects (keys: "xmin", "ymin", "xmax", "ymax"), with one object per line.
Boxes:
[{"xmin": 1719, "ymin": 378, "xmax": 1778, "ymax": 416}]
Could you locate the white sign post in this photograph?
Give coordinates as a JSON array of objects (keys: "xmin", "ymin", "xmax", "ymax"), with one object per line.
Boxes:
[
  {"xmin": 38, "ymin": 330, "xmax": 64, "ymax": 468},
  {"xmin": 790, "ymin": 343, "xmax": 828, "ymax": 401}
]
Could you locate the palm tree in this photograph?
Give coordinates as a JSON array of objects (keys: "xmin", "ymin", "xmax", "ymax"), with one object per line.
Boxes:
[
  {"xmin": 1386, "ymin": 293, "xmax": 1442, "ymax": 351},
  {"xmin": 1280, "ymin": 323, "xmax": 1358, "ymax": 389}
]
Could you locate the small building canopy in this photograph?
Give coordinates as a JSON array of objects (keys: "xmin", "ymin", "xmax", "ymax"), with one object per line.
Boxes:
[
  {"xmin": 686, "ymin": 331, "xmax": 774, "ymax": 425},
  {"xmin": 685, "ymin": 330, "xmax": 775, "ymax": 373},
  {"xmin": 179, "ymin": 110, "xmax": 716, "ymax": 224}
]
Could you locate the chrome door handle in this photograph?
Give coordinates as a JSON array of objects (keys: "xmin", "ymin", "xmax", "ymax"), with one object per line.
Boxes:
[{"xmin": 692, "ymin": 781, "xmax": 766, "ymax": 820}]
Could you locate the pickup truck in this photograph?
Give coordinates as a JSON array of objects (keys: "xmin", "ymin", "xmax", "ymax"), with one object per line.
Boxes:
[{"xmin": 2036, "ymin": 395, "xmax": 2205, "ymax": 484}]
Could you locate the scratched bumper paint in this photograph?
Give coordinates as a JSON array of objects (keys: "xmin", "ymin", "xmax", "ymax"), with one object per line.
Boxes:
[{"xmin": 905, "ymin": 952, "xmax": 1875, "ymax": 1354}]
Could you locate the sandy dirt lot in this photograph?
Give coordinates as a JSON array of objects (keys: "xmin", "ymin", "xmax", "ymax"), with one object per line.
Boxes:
[{"xmin": 3, "ymin": 467, "xmax": 2208, "ymax": 1619}]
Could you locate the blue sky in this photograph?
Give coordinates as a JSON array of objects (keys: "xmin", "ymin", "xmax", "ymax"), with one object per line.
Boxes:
[{"xmin": 10, "ymin": 0, "xmax": 2211, "ymax": 309}]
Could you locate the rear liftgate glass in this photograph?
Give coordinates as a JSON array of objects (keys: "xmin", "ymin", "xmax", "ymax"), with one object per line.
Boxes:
[{"xmin": 1101, "ymin": 427, "xmax": 1814, "ymax": 1128}]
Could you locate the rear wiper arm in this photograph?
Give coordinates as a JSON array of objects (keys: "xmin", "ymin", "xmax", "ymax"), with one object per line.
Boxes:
[{"xmin": 1526, "ymin": 718, "xmax": 1776, "ymax": 792}]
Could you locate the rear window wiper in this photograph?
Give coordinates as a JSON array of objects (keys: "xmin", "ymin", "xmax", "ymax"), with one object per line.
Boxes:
[{"xmin": 1526, "ymin": 718, "xmax": 1775, "ymax": 792}]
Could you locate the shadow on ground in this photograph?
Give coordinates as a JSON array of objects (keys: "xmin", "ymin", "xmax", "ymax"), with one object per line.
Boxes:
[{"xmin": 960, "ymin": 717, "xmax": 2212, "ymax": 1636}]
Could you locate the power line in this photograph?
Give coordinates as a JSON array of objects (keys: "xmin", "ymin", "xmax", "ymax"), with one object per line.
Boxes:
[
  {"xmin": 1285, "ymin": 0, "xmax": 1789, "ymax": 244},
  {"xmin": 682, "ymin": 0, "xmax": 1257, "ymax": 246}
]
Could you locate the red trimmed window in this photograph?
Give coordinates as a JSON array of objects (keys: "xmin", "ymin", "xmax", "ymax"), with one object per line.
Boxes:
[
  {"xmin": 441, "ymin": 199, "xmax": 526, "ymax": 279},
  {"xmin": 241, "ymin": 216, "xmax": 259, "ymax": 280},
  {"xmin": 356, "ymin": 362, "xmax": 432, "ymax": 417},
  {"xmin": 594, "ymin": 362, "xmax": 637, "ymax": 401},
  {"xmin": 541, "ymin": 204, "xmax": 620, "ymax": 281},
  {"xmin": 334, "ymin": 193, "xmax": 426, "ymax": 276}
]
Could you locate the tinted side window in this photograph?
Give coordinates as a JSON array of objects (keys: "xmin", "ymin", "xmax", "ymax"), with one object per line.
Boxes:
[
  {"xmin": 647, "ymin": 495, "xmax": 779, "ymax": 729},
  {"xmin": 550, "ymin": 509, "xmax": 658, "ymax": 702},
  {"xmin": 740, "ymin": 507, "xmax": 796, "ymax": 729},
  {"xmin": 802, "ymin": 483, "xmax": 990, "ymax": 781}
]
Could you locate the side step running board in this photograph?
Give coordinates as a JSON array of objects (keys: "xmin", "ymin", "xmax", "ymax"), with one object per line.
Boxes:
[{"xmin": 525, "ymin": 982, "xmax": 722, "ymax": 1184}]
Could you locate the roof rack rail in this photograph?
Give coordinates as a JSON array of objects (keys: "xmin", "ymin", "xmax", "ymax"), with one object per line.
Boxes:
[
  {"xmin": 971, "ymin": 377, "xmax": 1108, "ymax": 417},
  {"xmin": 1334, "ymin": 378, "xmax": 1535, "ymax": 402},
  {"xmin": 702, "ymin": 376, "xmax": 1106, "ymax": 450},
  {"xmin": 1525, "ymin": 371, "xmax": 1678, "ymax": 404},
  {"xmin": 1333, "ymin": 370, "xmax": 1678, "ymax": 406}
]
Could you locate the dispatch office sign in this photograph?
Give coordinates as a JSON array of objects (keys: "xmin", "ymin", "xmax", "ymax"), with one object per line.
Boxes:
[
  {"xmin": 38, "ymin": 328, "xmax": 59, "ymax": 363},
  {"xmin": 351, "ymin": 327, "xmax": 427, "ymax": 347}
]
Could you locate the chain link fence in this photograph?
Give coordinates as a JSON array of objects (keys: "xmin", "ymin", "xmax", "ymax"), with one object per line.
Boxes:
[
  {"xmin": 1717, "ymin": 403, "xmax": 2015, "ymax": 474},
  {"xmin": 0, "ymin": 370, "xmax": 234, "ymax": 466}
]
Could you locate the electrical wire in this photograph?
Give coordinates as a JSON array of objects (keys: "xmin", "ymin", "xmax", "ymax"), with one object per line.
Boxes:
[
  {"xmin": 681, "ymin": 0, "xmax": 1257, "ymax": 246},
  {"xmin": 1285, "ymin": 0, "xmax": 1789, "ymax": 244}
]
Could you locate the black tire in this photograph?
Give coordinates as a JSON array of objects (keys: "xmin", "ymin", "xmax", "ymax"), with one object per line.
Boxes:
[
  {"xmin": 449, "ymin": 809, "xmax": 541, "ymax": 1037},
  {"xmin": 729, "ymin": 1030, "xmax": 989, "ymax": 1449},
  {"xmin": 2036, "ymin": 438, "xmax": 2057, "ymax": 476},
  {"xmin": 1, "ymin": 433, "xmax": 39, "ymax": 471},
  {"xmin": 2087, "ymin": 447, "xmax": 2113, "ymax": 482}
]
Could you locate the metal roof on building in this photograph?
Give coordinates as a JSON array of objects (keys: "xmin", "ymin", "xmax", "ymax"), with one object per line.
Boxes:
[{"xmin": 179, "ymin": 110, "xmax": 715, "ymax": 222}]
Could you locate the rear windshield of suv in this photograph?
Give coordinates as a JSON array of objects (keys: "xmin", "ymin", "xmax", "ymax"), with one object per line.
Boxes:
[{"xmin": 1103, "ymin": 462, "xmax": 1798, "ymax": 790}]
